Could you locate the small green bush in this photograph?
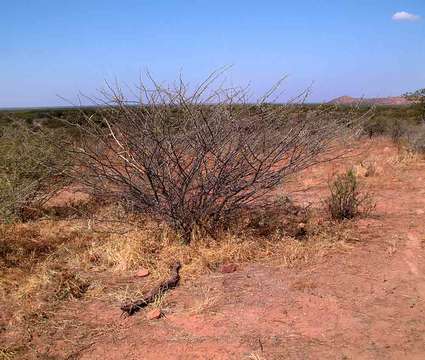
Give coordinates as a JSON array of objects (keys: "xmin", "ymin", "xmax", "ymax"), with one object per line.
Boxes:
[
  {"xmin": 326, "ymin": 169, "xmax": 374, "ymax": 220},
  {"xmin": 0, "ymin": 123, "xmax": 69, "ymax": 222}
]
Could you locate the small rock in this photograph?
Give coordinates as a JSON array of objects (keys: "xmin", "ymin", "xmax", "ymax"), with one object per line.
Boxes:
[
  {"xmin": 416, "ymin": 209, "xmax": 424, "ymax": 215},
  {"xmin": 135, "ymin": 268, "xmax": 150, "ymax": 278},
  {"xmin": 146, "ymin": 308, "xmax": 161, "ymax": 320},
  {"xmin": 220, "ymin": 263, "xmax": 237, "ymax": 274}
]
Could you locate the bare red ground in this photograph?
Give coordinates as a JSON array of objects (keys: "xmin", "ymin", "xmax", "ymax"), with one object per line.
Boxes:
[{"xmin": 8, "ymin": 138, "xmax": 425, "ymax": 359}]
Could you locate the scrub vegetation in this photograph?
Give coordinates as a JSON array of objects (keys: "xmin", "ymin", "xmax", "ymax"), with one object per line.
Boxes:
[{"xmin": 1, "ymin": 76, "xmax": 424, "ymax": 359}]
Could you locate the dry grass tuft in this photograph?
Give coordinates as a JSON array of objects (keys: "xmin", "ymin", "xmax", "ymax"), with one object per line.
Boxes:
[
  {"xmin": 0, "ymin": 348, "xmax": 17, "ymax": 360},
  {"xmin": 248, "ymin": 353, "xmax": 265, "ymax": 360},
  {"xmin": 391, "ymin": 145, "xmax": 423, "ymax": 168},
  {"xmin": 189, "ymin": 286, "xmax": 219, "ymax": 315}
]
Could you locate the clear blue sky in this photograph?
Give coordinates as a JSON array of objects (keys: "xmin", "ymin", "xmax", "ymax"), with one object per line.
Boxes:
[{"xmin": 1, "ymin": 0, "xmax": 424, "ymax": 107}]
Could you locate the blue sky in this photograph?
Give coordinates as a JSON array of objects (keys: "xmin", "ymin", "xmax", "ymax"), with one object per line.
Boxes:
[{"xmin": 1, "ymin": 0, "xmax": 424, "ymax": 107}]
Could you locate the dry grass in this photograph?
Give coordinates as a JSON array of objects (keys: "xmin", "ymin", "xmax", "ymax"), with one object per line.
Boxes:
[
  {"xmin": 188, "ymin": 285, "xmax": 220, "ymax": 315},
  {"xmin": 81, "ymin": 211, "xmax": 351, "ymax": 283},
  {"xmin": 248, "ymin": 353, "xmax": 265, "ymax": 360},
  {"xmin": 390, "ymin": 144, "xmax": 423, "ymax": 168},
  {"xmin": 386, "ymin": 236, "xmax": 400, "ymax": 256},
  {"xmin": 1, "ymin": 207, "xmax": 350, "ymax": 296},
  {"xmin": 0, "ymin": 348, "xmax": 17, "ymax": 360},
  {"xmin": 0, "ymin": 199, "xmax": 354, "ymax": 357}
]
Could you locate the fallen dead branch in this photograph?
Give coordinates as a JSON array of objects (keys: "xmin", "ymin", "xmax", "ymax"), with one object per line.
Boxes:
[{"xmin": 120, "ymin": 261, "xmax": 181, "ymax": 316}]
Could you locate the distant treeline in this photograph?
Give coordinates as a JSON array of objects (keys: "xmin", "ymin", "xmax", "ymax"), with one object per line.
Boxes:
[
  {"xmin": 0, "ymin": 103, "xmax": 422, "ymax": 131},
  {"xmin": 0, "ymin": 107, "xmax": 97, "ymax": 128}
]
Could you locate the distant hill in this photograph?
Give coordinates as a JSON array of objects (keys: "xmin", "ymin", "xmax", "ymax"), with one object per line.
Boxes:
[{"xmin": 329, "ymin": 96, "xmax": 412, "ymax": 106}]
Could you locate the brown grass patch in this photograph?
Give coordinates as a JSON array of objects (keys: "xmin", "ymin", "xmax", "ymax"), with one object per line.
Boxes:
[
  {"xmin": 0, "ymin": 201, "xmax": 355, "ymax": 356},
  {"xmin": 1, "ymin": 206, "xmax": 353, "ymax": 296},
  {"xmin": 390, "ymin": 144, "xmax": 423, "ymax": 168}
]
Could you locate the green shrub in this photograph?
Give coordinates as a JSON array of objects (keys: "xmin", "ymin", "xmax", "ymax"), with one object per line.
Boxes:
[
  {"xmin": 0, "ymin": 123, "xmax": 69, "ymax": 222},
  {"xmin": 326, "ymin": 169, "xmax": 374, "ymax": 220}
]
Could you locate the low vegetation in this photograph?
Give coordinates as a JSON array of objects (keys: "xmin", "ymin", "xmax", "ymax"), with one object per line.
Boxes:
[
  {"xmin": 360, "ymin": 89, "xmax": 425, "ymax": 154},
  {"xmin": 0, "ymin": 208, "xmax": 384, "ymax": 355},
  {"xmin": 326, "ymin": 168, "xmax": 374, "ymax": 220},
  {"xmin": 404, "ymin": 124, "xmax": 425, "ymax": 154},
  {"xmin": 0, "ymin": 198, "xmax": 355, "ymax": 357},
  {"xmin": 2, "ymin": 78, "xmax": 424, "ymax": 358},
  {"xmin": 404, "ymin": 88, "xmax": 425, "ymax": 123},
  {"xmin": 63, "ymin": 73, "xmax": 364, "ymax": 242},
  {"xmin": 0, "ymin": 123, "xmax": 69, "ymax": 223}
]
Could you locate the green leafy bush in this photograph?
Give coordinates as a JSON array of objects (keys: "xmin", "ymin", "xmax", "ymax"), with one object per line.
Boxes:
[
  {"xmin": 0, "ymin": 123, "xmax": 69, "ymax": 222},
  {"xmin": 326, "ymin": 169, "xmax": 374, "ymax": 220}
]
